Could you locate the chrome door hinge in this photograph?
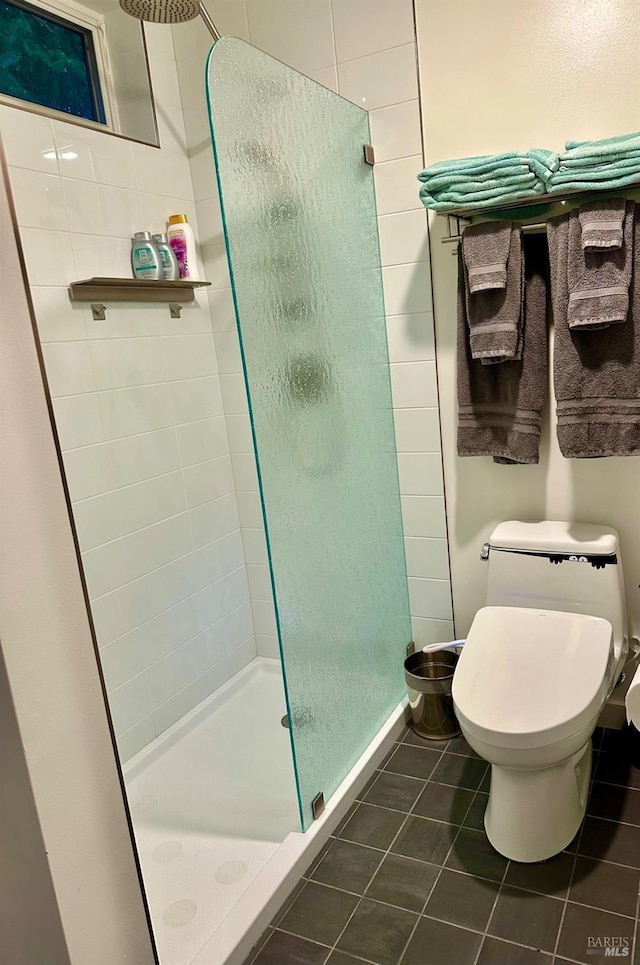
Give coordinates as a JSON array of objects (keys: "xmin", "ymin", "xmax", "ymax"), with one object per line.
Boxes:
[{"xmin": 363, "ymin": 144, "xmax": 375, "ymax": 165}]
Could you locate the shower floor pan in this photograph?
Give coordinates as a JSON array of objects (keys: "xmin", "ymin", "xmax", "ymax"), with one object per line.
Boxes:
[{"xmin": 124, "ymin": 656, "xmax": 406, "ymax": 965}]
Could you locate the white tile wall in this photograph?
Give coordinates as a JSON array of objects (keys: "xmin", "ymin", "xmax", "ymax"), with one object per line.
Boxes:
[
  {"xmin": 5, "ymin": 0, "xmax": 453, "ymax": 760},
  {"xmin": 172, "ymin": 0, "xmax": 452, "ymax": 655},
  {"xmin": 1, "ymin": 21, "xmax": 257, "ymax": 761}
]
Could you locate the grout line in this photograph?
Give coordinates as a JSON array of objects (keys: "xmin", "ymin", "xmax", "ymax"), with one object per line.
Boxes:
[
  {"xmin": 324, "ymin": 743, "xmax": 451, "ymax": 963},
  {"xmin": 630, "ymin": 877, "xmax": 640, "ymax": 965},
  {"xmin": 397, "ymin": 773, "xmax": 490, "ymax": 965},
  {"xmin": 551, "ymin": 776, "xmax": 591, "ymax": 963}
]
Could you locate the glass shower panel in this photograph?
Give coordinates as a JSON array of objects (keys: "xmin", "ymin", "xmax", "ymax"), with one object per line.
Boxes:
[{"xmin": 207, "ymin": 38, "xmax": 412, "ymax": 830}]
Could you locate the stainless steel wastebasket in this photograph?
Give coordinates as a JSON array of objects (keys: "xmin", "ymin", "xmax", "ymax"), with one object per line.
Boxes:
[{"xmin": 404, "ymin": 650, "xmax": 460, "ymax": 740}]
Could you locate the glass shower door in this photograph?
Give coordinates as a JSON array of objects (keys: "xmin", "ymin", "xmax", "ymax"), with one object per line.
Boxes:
[{"xmin": 207, "ymin": 38, "xmax": 412, "ymax": 830}]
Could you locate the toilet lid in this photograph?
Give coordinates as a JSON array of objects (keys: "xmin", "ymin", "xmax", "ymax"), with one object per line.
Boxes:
[{"xmin": 452, "ymin": 606, "xmax": 612, "ymax": 749}]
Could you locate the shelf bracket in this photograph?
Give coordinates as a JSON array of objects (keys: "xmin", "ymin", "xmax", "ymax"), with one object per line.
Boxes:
[
  {"xmin": 91, "ymin": 303, "xmax": 107, "ymax": 321},
  {"xmin": 169, "ymin": 303, "xmax": 182, "ymax": 319}
]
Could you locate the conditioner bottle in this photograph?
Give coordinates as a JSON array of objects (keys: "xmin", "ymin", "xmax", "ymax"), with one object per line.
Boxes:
[{"xmin": 167, "ymin": 214, "xmax": 198, "ymax": 280}]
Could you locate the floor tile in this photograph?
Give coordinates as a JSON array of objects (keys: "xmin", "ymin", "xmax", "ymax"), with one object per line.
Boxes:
[
  {"xmin": 412, "ymin": 782, "xmax": 474, "ymax": 825},
  {"xmin": 391, "ymin": 815, "xmax": 454, "ymax": 866},
  {"xmin": 336, "ymin": 897, "xmax": 418, "ymax": 965},
  {"xmin": 311, "ymin": 839, "xmax": 382, "ymax": 894},
  {"xmin": 270, "ymin": 879, "xmax": 306, "ymax": 927},
  {"xmin": 445, "ymin": 828, "xmax": 508, "ymax": 882},
  {"xmin": 384, "ymin": 744, "xmax": 442, "ymax": 781},
  {"xmin": 253, "ymin": 930, "xmax": 329, "ymax": 965},
  {"xmin": 366, "ymin": 853, "xmax": 439, "ymax": 912},
  {"xmin": 504, "ymin": 849, "xmax": 574, "ymax": 898},
  {"xmin": 402, "ymin": 916, "xmax": 482, "ymax": 965},
  {"xmin": 595, "ymin": 752, "xmax": 640, "ymax": 790},
  {"xmin": 424, "ymin": 868, "xmax": 499, "ymax": 931},
  {"xmin": 556, "ymin": 902, "xmax": 634, "ymax": 964},
  {"xmin": 325, "ymin": 953, "xmax": 361, "ymax": 965},
  {"xmin": 600, "ymin": 726, "xmax": 632, "ymax": 756},
  {"xmin": 479, "ymin": 768, "xmax": 491, "ymax": 792},
  {"xmin": 431, "ymin": 754, "xmax": 487, "ymax": 790},
  {"xmin": 245, "ymin": 927, "xmax": 273, "ymax": 964},
  {"xmin": 279, "ymin": 881, "xmax": 359, "ymax": 946},
  {"xmin": 579, "ymin": 816, "xmax": 640, "ymax": 868},
  {"xmin": 303, "ymin": 841, "xmax": 332, "ymax": 879},
  {"xmin": 476, "ymin": 937, "xmax": 552, "ymax": 965},
  {"xmin": 402, "ymin": 726, "xmax": 447, "ymax": 748},
  {"xmin": 334, "ymin": 803, "xmax": 358, "ymax": 837},
  {"xmin": 364, "ymin": 771, "xmax": 425, "ymax": 812},
  {"xmin": 337, "ymin": 803, "xmax": 405, "ymax": 850},
  {"xmin": 569, "ymin": 856, "xmax": 640, "ymax": 917},
  {"xmin": 446, "ymin": 734, "xmax": 480, "ymax": 758},
  {"xmin": 462, "ymin": 793, "xmax": 488, "ymax": 832},
  {"xmin": 357, "ymin": 769, "xmax": 382, "ymax": 800},
  {"xmin": 588, "ymin": 781, "xmax": 640, "ymax": 827},
  {"xmin": 487, "ymin": 885, "xmax": 564, "ymax": 953}
]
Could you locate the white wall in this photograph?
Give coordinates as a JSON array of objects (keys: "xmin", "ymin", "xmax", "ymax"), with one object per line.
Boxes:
[
  {"xmin": 415, "ymin": 0, "xmax": 640, "ymax": 636},
  {"xmin": 172, "ymin": 0, "xmax": 453, "ymax": 653},
  {"xmin": 0, "ymin": 141, "xmax": 154, "ymax": 964},
  {"xmin": 1, "ymin": 23, "xmax": 256, "ymax": 761}
]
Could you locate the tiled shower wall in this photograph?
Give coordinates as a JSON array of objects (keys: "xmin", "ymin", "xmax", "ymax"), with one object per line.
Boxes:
[
  {"xmin": 1, "ymin": 25, "xmax": 256, "ymax": 761},
  {"xmin": 172, "ymin": 0, "xmax": 453, "ymax": 652}
]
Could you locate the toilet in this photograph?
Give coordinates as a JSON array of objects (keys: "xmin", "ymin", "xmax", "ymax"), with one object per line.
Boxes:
[{"xmin": 452, "ymin": 520, "xmax": 628, "ymax": 863}]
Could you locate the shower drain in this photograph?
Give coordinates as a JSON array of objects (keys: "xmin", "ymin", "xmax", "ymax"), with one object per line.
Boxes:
[{"xmin": 281, "ymin": 714, "xmax": 290, "ymax": 729}]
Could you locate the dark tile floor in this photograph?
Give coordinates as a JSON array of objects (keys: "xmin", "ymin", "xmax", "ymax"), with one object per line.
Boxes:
[{"xmin": 244, "ymin": 726, "xmax": 640, "ymax": 965}]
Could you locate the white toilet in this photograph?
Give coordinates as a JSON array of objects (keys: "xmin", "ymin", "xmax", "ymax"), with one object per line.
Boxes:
[{"xmin": 452, "ymin": 520, "xmax": 628, "ymax": 863}]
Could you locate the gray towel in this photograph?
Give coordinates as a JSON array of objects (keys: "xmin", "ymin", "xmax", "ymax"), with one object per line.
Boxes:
[
  {"xmin": 463, "ymin": 221, "xmax": 512, "ymax": 293},
  {"xmin": 549, "ymin": 200, "xmax": 640, "ymax": 458},
  {"xmin": 567, "ymin": 202, "xmax": 633, "ymax": 331},
  {"xmin": 457, "ymin": 234, "xmax": 548, "ymax": 465},
  {"xmin": 579, "ymin": 198, "xmax": 626, "ymax": 250},
  {"xmin": 464, "ymin": 226, "xmax": 523, "ymax": 363}
]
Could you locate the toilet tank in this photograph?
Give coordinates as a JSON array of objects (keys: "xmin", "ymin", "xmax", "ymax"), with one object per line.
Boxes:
[{"xmin": 484, "ymin": 521, "xmax": 627, "ymax": 664}]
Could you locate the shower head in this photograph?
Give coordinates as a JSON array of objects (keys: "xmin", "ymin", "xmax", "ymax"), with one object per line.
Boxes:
[{"xmin": 119, "ymin": 0, "xmax": 221, "ymax": 39}]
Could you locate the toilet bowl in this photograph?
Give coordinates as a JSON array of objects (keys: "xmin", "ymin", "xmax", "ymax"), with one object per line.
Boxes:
[{"xmin": 453, "ymin": 605, "xmax": 614, "ymax": 862}]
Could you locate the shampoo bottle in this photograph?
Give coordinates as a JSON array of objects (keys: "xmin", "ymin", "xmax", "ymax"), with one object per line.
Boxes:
[
  {"xmin": 152, "ymin": 233, "xmax": 180, "ymax": 281},
  {"xmin": 167, "ymin": 214, "xmax": 198, "ymax": 280},
  {"xmin": 131, "ymin": 231, "xmax": 161, "ymax": 280}
]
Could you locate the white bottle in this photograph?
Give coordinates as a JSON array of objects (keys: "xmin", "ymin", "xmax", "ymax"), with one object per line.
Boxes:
[
  {"xmin": 167, "ymin": 214, "xmax": 198, "ymax": 280},
  {"xmin": 131, "ymin": 231, "xmax": 161, "ymax": 280}
]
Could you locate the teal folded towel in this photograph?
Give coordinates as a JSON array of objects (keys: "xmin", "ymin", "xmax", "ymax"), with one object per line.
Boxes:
[
  {"xmin": 545, "ymin": 132, "xmax": 640, "ymax": 193},
  {"xmin": 418, "ymin": 149, "xmax": 559, "ymax": 212},
  {"xmin": 548, "ymin": 169, "xmax": 640, "ymax": 194},
  {"xmin": 420, "ymin": 183, "xmax": 546, "ymax": 212},
  {"xmin": 564, "ymin": 131, "xmax": 640, "ymax": 157}
]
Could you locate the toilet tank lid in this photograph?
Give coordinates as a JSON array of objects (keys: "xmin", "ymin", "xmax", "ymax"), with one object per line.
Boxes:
[{"xmin": 489, "ymin": 521, "xmax": 619, "ymax": 557}]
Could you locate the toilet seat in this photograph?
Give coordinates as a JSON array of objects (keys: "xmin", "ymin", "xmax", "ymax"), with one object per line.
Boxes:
[{"xmin": 453, "ymin": 606, "xmax": 613, "ymax": 750}]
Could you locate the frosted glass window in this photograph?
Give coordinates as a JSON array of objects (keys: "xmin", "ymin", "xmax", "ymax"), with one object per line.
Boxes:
[{"xmin": 207, "ymin": 38, "xmax": 412, "ymax": 829}]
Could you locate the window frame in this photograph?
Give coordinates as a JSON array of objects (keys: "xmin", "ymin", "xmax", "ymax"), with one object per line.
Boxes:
[{"xmin": 0, "ymin": 0, "xmax": 121, "ymax": 133}]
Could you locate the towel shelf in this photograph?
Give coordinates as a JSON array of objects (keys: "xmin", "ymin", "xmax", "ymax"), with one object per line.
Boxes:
[{"xmin": 436, "ymin": 182, "xmax": 640, "ymax": 243}]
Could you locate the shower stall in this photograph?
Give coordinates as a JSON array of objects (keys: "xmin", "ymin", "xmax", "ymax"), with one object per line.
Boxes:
[{"xmin": 28, "ymin": 30, "xmax": 412, "ymax": 965}]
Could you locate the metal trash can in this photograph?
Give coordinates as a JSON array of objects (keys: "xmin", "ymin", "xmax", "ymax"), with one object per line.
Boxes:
[{"xmin": 404, "ymin": 650, "xmax": 461, "ymax": 740}]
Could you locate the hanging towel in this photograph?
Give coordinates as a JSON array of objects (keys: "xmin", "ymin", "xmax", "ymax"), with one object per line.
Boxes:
[
  {"xmin": 549, "ymin": 201, "xmax": 640, "ymax": 458},
  {"xmin": 579, "ymin": 199, "xmax": 627, "ymax": 250},
  {"xmin": 463, "ymin": 225, "xmax": 523, "ymax": 363},
  {"xmin": 457, "ymin": 233, "xmax": 548, "ymax": 465},
  {"xmin": 567, "ymin": 202, "xmax": 633, "ymax": 330},
  {"xmin": 463, "ymin": 221, "xmax": 512, "ymax": 293}
]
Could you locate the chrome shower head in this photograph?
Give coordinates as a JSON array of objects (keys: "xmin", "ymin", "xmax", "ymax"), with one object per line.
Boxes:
[
  {"xmin": 119, "ymin": 0, "xmax": 221, "ymax": 38},
  {"xmin": 120, "ymin": 0, "xmax": 199, "ymax": 24}
]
